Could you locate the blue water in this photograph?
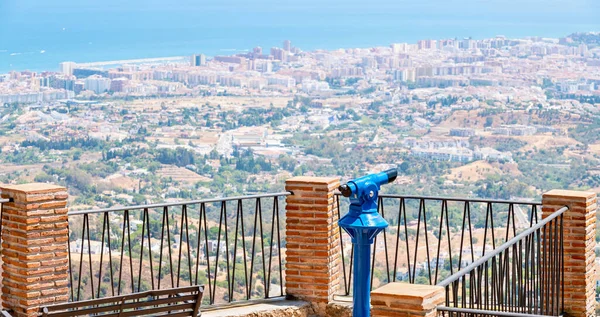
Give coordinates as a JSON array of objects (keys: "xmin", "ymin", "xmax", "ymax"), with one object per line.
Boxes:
[{"xmin": 0, "ymin": 0, "xmax": 599, "ymax": 73}]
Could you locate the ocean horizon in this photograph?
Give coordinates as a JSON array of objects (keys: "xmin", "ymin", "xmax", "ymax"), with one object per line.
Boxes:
[{"xmin": 1, "ymin": 0, "xmax": 599, "ymax": 73}]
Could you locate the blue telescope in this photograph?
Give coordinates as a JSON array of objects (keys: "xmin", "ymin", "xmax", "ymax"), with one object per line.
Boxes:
[{"xmin": 338, "ymin": 169, "xmax": 397, "ymax": 317}]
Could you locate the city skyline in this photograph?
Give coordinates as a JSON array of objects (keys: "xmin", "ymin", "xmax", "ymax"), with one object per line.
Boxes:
[
  {"xmin": 3, "ymin": 32, "xmax": 599, "ymax": 74},
  {"xmin": 1, "ymin": 0, "xmax": 599, "ymax": 72}
]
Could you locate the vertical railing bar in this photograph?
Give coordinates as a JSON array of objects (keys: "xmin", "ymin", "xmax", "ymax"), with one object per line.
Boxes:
[
  {"xmin": 445, "ymin": 200, "xmax": 454, "ymax": 278},
  {"xmin": 505, "ymin": 204, "xmax": 513, "ymax": 243},
  {"xmin": 422, "ymin": 199, "xmax": 432, "ymax": 285},
  {"xmin": 380, "ymin": 198, "xmax": 391, "ymax": 284},
  {"xmin": 117, "ymin": 211, "xmax": 126, "ymax": 295},
  {"xmin": 176, "ymin": 206, "xmax": 185, "ymax": 287},
  {"xmin": 482, "ymin": 203, "xmax": 490, "ymax": 257},
  {"xmin": 517, "ymin": 239, "xmax": 523, "ymax": 311},
  {"xmin": 125, "ymin": 210, "xmax": 134, "ymax": 294},
  {"xmin": 434, "ymin": 200, "xmax": 445, "ymax": 285},
  {"xmin": 401, "ymin": 198, "xmax": 412, "ymax": 284},
  {"xmin": 144, "ymin": 208, "xmax": 155, "ymax": 290},
  {"xmin": 392, "ymin": 199, "xmax": 401, "ymax": 282},
  {"xmin": 200, "ymin": 203, "xmax": 213, "ymax": 303},
  {"xmin": 211, "ymin": 203, "xmax": 224, "ymax": 301},
  {"xmin": 222, "ymin": 201, "xmax": 231, "ymax": 302},
  {"xmin": 275, "ymin": 197, "xmax": 284, "ymax": 297},
  {"xmin": 248, "ymin": 198, "xmax": 259, "ymax": 300},
  {"xmin": 106, "ymin": 213, "xmax": 114, "ymax": 297},
  {"xmin": 193, "ymin": 203, "xmax": 205, "ymax": 286},
  {"xmin": 267, "ymin": 198, "xmax": 277, "ymax": 299},
  {"xmin": 96, "ymin": 213, "xmax": 107, "ymax": 298},
  {"xmin": 67, "ymin": 225, "xmax": 74, "ymax": 302},
  {"xmin": 489, "ymin": 203, "xmax": 496, "ymax": 250},
  {"xmin": 238, "ymin": 200, "xmax": 250, "ymax": 300},
  {"xmin": 457, "ymin": 202, "xmax": 467, "ymax": 271},
  {"xmin": 258, "ymin": 198, "xmax": 267, "ymax": 298},
  {"xmin": 157, "ymin": 207, "xmax": 167, "ymax": 290},
  {"xmin": 267, "ymin": 197, "xmax": 281, "ymax": 297},
  {"xmin": 137, "ymin": 208, "xmax": 147, "ymax": 292},
  {"xmin": 466, "ymin": 203, "xmax": 475, "ymax": 264},
  {"xmin": 370, "ymin": 221, "xmax": 378, "ymax": 290},
  {"xmin": 542, "ymin": 225, "xmax": 547, "ymax": 314},
  {"xmin": 337, "ymin": 194, "xmax": 349, "ymax": 295},
  {"xmin": 560, "ymin": 214, "xmax": 564, "ymax": 314},
  {"xmin": 184, "ymin": 205, "xmax": 193, "ymax": 288},
  {"xmin": 412, "ymin": 198, "xmax": 423, "ymax": 284},
  {"xmin": 230, "ymin": 201, "xmax": 240, "ymax": 300},
  {"xmin": 86, "ymin": 213, "xmax": 95, "ymax": 299},
  {"xmin": 166, "ymin": 207, "xmax": 175, "ymax": 289},
  {"xmin": 75, "ymin": 214, "xmax": 86, "ymax": 301},
  {"xmin": 554, "ymin": 217, "xmax": 560, "ymax": 315}
]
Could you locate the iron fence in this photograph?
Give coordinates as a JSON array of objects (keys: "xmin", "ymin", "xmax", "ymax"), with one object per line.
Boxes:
[
  {"xmin": 436, "ymin": 206, "xmax": 566, "ymax": 316},
  {"xmin": 335, "ymin": 194, "xmax": 543, "ymax": 295},
  {"xmin": 67, "ymin": 192, "xmax": 290, "ymax": 307}
]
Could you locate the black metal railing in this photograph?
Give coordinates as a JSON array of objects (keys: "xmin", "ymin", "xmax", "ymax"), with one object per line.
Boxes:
[
  {"xmin": 436, "ymin": 205, "xmax": 566, "ymax": 316},
  {"xmin": 336, "ymin": 194, "xmax": 543, "ymax": 295},
  {"xmin": 67, "ymin": 192, "xmax": 290, "ymax": 307}
]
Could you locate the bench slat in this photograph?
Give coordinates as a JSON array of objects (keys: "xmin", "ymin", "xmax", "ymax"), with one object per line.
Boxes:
[
  {"xmin": 97, "ymin": 302, "xmax": 195, "ymax": 317},
  {"xmin": 46, "ymin": 286, "xmax": 202, "ymax": 311},
  {"xmin": 40, "ymin": 285, "xmax": 204, "ymax": 317},
  {"xmin": 44, "ymin": 294, "xmax": 198, "ymax": 317}
]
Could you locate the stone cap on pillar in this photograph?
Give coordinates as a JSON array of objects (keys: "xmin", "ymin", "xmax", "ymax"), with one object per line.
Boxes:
[
  {"xmin": 371, "ymin": 282, "xmax": 445, "ymax": 316},
  {"xmin": 1, "ymin": 183, "xmax": 66, "ymax": 193},
  {"xmin": 1, "ymin": 183, "xmax": 67, "ymax": 203},
  {"xmin": 543, "ymin": 189, "xmax": 595, "ymax": 200},
  {"xmin": 286, "ymin": 176, "xmax": 340, "ymax": 185}
]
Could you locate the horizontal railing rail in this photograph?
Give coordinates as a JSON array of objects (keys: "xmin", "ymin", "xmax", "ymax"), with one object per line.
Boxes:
[
  {"xmin": 336, "ymin": 193, "xmax": 543, "ymax": 295},
  {"xmin": 69, "ymin": 192, "xmax": 291, "ymax": 215},
  {"xmin": 67, "ymin": 192, "xmax": 290, "ymax": 307},
  {"xmin": 437, "ymin": 306, "xmax": 562, "ymax": 317},
  {"xmin": 377, "ymin": 194, "xmax": 540, "ymax": 205},
  {"xmin": 436, "ymin": 206, "xmax": 567, "ymax": 316}
]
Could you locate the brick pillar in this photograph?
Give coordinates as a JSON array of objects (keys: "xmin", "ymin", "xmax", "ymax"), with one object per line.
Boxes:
[
  {"xmin": 542, "ymin": 190, "xmax": 597, "ymax": 317},
  {"xmin": 371, "ymin": 283, "xmax": 445, "ymax": 317},
  {"xmin": 0, "ymin": 184, "xmax": 70, "ymax": 317},
  {"xmin": 285, "ymin": 176, "xmax": 341, "ymax": 315}
]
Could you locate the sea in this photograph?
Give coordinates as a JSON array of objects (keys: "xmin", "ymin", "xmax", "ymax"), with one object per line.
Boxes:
[{"xmin": 0, "ymin": 0, "xmax": 599, "ymax": 73}]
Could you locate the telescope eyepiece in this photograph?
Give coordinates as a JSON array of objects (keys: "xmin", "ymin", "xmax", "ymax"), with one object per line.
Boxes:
[
  {"xmin": 339, "ymin": 184, "xmax": 353, "ymax": 197},
  {"xmin": 385, "ymin": 168, "xmax": 398, "ymax": 183}
]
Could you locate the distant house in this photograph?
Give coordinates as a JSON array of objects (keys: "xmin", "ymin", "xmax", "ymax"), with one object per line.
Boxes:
[
  {"xmin": 69, "ymin": 240, "xmax": 109, "ymax": 255},
  {"xmin": 449, "ymin": 128, "xmax": 476, "ymax": 137}
]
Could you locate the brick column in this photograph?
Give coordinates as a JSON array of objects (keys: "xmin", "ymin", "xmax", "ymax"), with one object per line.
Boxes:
[
  {"xmin": 371, "ymin": 283, "xmax": 445, "ymax": 317},
  {"xmin": 285, "ymin": 176, "xmax": 341, "ymax": 315},
  {"xmin": 0, "ymin": 184, "xmax": 70, "ymax": 317},
  {"xmin": 542, "ymin": 190, "xmax": 597, "ymax": 317}
]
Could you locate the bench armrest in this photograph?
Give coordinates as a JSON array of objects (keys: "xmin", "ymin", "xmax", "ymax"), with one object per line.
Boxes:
[{"xmin": 1, "ymin": 310, "xmax": 13, "ymax": 317}]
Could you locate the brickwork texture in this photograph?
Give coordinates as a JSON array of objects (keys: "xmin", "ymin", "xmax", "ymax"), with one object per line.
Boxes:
[
  {"xmin": 285, "ymin": 176, "xmax": 341, "ymax": 315},
  {"xmin": 542, "ymin": 190, "xmax": 597, "ymax": 317},
  {"xmin": 0, "ymin": 184, "xmax": 70, "ymax": 317}
]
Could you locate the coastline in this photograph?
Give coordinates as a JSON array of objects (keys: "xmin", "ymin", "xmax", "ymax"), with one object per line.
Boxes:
[{"xmin": 76, "ymin": 56, "xmax": 188, "ymax": 68}]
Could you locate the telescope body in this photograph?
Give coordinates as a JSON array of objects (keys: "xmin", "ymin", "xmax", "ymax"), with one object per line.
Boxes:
[{"xmin": 338, "ymin": 169, "xmax": 397, "ymax": 317}]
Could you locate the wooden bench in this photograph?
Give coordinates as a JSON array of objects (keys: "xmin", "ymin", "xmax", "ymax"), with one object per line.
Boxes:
[{"xmin": 27, "ymin": 285, "xmax": 204, "ymax": 317}]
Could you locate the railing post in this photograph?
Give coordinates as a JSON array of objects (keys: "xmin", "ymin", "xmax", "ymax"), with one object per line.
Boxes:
[
  {"xmin": 542, "ymin": 190, "xmax": 597, "ymax": 317},
  {"xmin": 0, "ymin": 184, "xmax": 70, "ymax": 317},
  {"xmin": 371, "ymin": 283, "xmax": 445, "ymax": 317},
  {"xmin": 285, "ymin": 176, "xmax": 341, "ymax": 316}
]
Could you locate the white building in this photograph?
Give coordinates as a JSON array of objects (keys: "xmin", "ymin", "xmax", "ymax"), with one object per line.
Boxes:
[
  {"xmin": 69, "ymin": 240, "xmax": 109, "ymax": 255},
  {"xmin": 84, "ymin": 75, "xmax": 111, "ymax": 94},
  {"xmin": 60, "ymin": 61, "xmax": 77, "ymax": 76}
]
